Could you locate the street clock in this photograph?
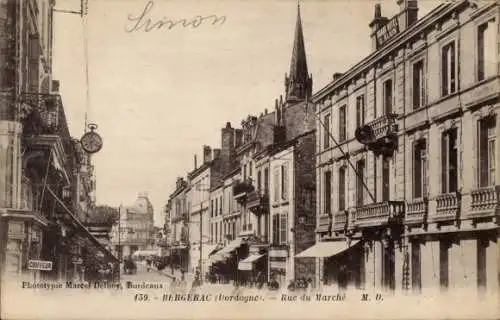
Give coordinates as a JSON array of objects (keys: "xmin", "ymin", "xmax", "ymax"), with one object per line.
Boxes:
[{"xmin": 80, "ymin": 123, "xmax": 103, "ymax": 154}]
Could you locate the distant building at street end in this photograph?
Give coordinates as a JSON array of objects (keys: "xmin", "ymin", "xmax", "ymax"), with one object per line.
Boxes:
[{"xmin": 110, "ymin": 193, "xmax": 155, "ymax": 260}]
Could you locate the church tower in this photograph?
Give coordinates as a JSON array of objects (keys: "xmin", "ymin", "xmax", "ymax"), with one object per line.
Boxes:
[{"xmin": 284, "ymin": 3, "xmax": 313, "ymax": 104}]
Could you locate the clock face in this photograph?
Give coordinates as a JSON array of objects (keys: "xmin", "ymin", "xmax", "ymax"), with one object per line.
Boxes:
[{"xmin": 80, "ymin": 131, "xmax": 103, "ymax": 154}]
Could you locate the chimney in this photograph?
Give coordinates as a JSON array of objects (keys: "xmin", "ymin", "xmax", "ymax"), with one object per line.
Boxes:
[
  {"xmin": 221, "ymin": 123, "xmax": 236, "ymax": 175},
  {"xmin": 397, "ymin": 0, "xmax": 418, "ymax": 30},
  {"xmin": 234, "ymin": 129, "xmax": 243, "ymax": 148},
  {"xmin": 194, "ymin": 155, "xmax": 198, "ymax": 169},
  {"xmin": 213, "ymin": 148, "xmax": 221, "ymax": 159},
  {"xmin": 264, "ymin": 108, "xmax": 268, "ymax": 115},
  {"xmin": 203, "ymin": 145, "xmax": 212, "ymax": 164},
  {"xmin": 369, "ymin": 3, "xmax": 389, "ymax": 51},
  {"xmin": 333, "ymin": 73, "xmax": 343, "ymax": 81}
]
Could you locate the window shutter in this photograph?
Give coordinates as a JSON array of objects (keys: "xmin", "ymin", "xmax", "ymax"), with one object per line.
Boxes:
[
  {"xmin": 413, "ymin": 142, "xmax": 422, "ymax": 198},
  {"xmin": 282, "ymin": 163, "xmax": 289, "ymax": 200},
  {"xmin": 273, "ymin": 168, "xmax": 280, "ymax": 201},
  {"xmin": 441, "ymin": 46, "xmax": 448, "ymax": 96}
]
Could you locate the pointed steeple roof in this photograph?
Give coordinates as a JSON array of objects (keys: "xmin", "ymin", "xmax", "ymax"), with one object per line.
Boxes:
[{"xmin": 285, "ymin": 2, "xmax": 312, "ymax": 104}]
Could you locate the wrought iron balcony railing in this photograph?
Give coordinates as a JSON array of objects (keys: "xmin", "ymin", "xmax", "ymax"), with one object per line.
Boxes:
[
  {"xmin": 233, "ymin": 179, "xmax": 255, "ymax": 202},
  {"xmin": 432, "ymin": 192, "xmax": 461, "ymax": 222},
  {"xmin": 405, "ymin": 198, "xmax": 428, "ymax": 225},
  {"xmin": 469, "ymin": 186, "xmax": 500, "ymax": 219},
  {"xmin": 247, "ymin": 190, "xmax": 269, "ymax": 215},
  {"xmin": 19, "ymin": 92, "xmax": 70, "ymax": 139},
  {"xmin": 355, "ymin": 113, "xmax": 398, "ymax": 156},
  {"xmin": 354, "ymin": 201, "xmax": 405, "ymax": 228}
]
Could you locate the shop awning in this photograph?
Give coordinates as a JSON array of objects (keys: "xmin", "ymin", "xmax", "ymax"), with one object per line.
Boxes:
[
  {"xmin": 202, "ymin": 244, "xmax": 219, "ymax": 260},
  {"xmin": 132, "ymin": 250, "xmax": 161, "ymax": 257},
  {"xmin": 238, "ymin": 253, "xmax": 265, "ymax": 271},
  {"xmin": 295, "ymin": 240, "xmax": 360, "ymax": 258},
  {"xmin": 216, "ymin": 238, "xmax": 244, "ymax": 256},
  {"xmin": 46, "ymin": 186, "xmax": 119, "ymax": 264}
]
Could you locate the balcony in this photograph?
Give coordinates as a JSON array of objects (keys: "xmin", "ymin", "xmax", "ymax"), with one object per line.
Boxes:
[
  {"xmin": 316, "ymin": 214, "xmax": 331, "ymax": 233},
  {"xmin": 354, "ymin": 201, "xmax": 405, "ymax": 228},
  {"xmin": 432, "ymin": 192, "xmax": 461, "ymax": 222},
  {"xmin": 468, "ymin": 186, "xmax": 500, "ymax": 219},
  {"xmin": 20, "ymin": 92, "xmax": 69, "ymax": 138},
  {"xmin": 355, "ymin": 113, "xmax": 398, "ymax": 156},
  {"xmin": 233, "ymin": 179, "xmax": 255, "ymax": 203},
  {"xmin": 247, "ymin": 190, "xmax": 269, "ymax": 215},
  {"xmin": 333, "ymin": 211, "xmax": 348, "ymax": 232},
  {"xmin": 405, "ymin": 198, "xmax": 428, "ymax": 225}
]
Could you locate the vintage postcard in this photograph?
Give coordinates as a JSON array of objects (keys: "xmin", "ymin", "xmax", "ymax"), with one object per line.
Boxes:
[{"xmin": 0, "ymin": 0, "xmax": 498, "ymax": 319}]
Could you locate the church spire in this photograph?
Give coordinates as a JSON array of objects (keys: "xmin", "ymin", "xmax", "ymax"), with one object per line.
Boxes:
[{"xmin": 285, "ymin": 1, "xmax": 312, "ymax": 104}]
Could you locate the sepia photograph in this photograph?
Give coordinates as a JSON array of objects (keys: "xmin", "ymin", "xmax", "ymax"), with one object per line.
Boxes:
[{"xmin": 0, "ymin": 0, "xmax": 498, "ymax": 319}]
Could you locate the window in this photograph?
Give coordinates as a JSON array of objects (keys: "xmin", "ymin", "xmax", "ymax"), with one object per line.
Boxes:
[
  {"xmin": 412, "ymin": 60, "xmax": 425, "ymax": 109},
  {"xmin": 249, "ymin": 163, "xmax": 253, "ymax": 179},
  {"xmin": 279, "ymin": 213, "xmax": 288, "ymax": 245},
  {"xmin": 339, "ymin": 105, "xmax": 347, "ymax": 142},
  {"xmin": 382, "ymin": 156, "xmax": 390, "ymax": 201},
  {"xmin": 264, "ymin": 168, "xmax": 269, "ymax": 195},
  {"xmin": 411, "ymin": 241, "xmax": 421, "ymax": 292},
  {"xmin": 210, "ymin": 224, "xmax": 213, "ymax": 243},
  {"xmin": 441, "ymin": 128, "xmax": 458, "ymax": 193},
  {"xmin": 215, "ymin": 198, "xmax": 218, "ymax": 217},
  {"xmin": 273, "ymin": 168, "xmax": 280, "ymax": 202},
  {"xmin": 272, "ymin": 214, "xmax": 279, "ymax": 245},
  {"xmin": 220, "ymin": 196, "xmax": 223, "ymax": 215},
  {"xmin": 243, "ymin": 164, "xmax": 247, "ymax": 180},
  {"xmin": 257, "ymin": 170, "xmax": 262, "ymax": 193},
  {"xmin": 356, "ymin": 160, "xmax": 365, "ymax": 206},
  {"xmin": 324, "ymin": 171, "xmax": 332, "ymax": 214},
  {"xmin": 478, "ymin": 20, "xmax": 496, "ymax": 81},
  {"xmin": 210, "ymin": 200, "xmax": 214, "ymax": 217},
  {"xmin": 281, "ymin": 163, "xmax": 288, "ymax": 200},
  {"xmin": 356, "ymin": 95, "xmax": 365, "ymax": 128},
  {"xmin": 478, "ymin": 116, "xmax": 496, "ymax": 187},
  {"xmin": 383, "ymin": 79, "xmax": 393, "ymax": 114},
  {"xmin": 439, "ymin": 240, "xmax": 450, "ymax": 291},
  {"xmin": 441, "ymin": 41, "xmax": 456, "ymax": 96},
  {"xmin": 338, "ymin": 167, "xmax": 346, "ymax": 211},
  {"xmin": 413, "ymin": 140, "xmax": 427, "ymax": 199},
  {"xmin": 324, "ymin": 114, "xmax": 331, "ymax": 149},
  {"xmin": 214, "ymin": 223, "xmax": 218, "ymax": 243}
]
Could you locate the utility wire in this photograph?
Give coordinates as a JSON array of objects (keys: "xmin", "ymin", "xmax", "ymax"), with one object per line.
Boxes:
[
  {"xmin": 304, "ymin": 97, "xmax": 376, "ymax": 203},
  {"xmin": 82, "ymin": 11, "xmax": 90, "ymax": 133}
]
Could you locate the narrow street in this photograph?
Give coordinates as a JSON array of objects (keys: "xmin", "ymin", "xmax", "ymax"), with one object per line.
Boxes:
[{"xmin": 121, "ymin": 262, "xmax": 174, "ymax": 283}]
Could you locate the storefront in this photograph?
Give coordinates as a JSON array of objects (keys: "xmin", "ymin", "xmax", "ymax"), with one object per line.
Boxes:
[
  {"xmin": 237, "ymin": 245, "xmax": 267, "ymax": 286},
  {"xmin": 296, "ymin": 239, "xmax": 362, "ymax": 290}
]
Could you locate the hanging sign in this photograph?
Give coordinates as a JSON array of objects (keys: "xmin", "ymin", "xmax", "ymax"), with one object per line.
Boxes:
[{"xmin": 28, "ymin": 260, "xmax": 53, "ymax": 271}]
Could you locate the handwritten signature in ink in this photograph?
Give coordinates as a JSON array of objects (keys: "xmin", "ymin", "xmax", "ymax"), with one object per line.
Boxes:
[{"xmin": 125, "ymin": 0, "xmax": 227, "ymax": 32}]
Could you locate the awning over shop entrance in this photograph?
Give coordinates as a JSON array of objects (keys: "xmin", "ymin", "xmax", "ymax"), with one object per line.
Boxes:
[
  {"xmin": 209, "ymin": 238, "xmax": 244, "ymax": 263},
  {"xmin": 295, "ymin": 240, "xmax": 360, "ymax": 258},
  {"xmin": 238, "ymin": 253, "xmax": 265, "ymax": 271},
  {"xmin": 202, "ymin": 244, "xmax": 219, "ymax": 261}
]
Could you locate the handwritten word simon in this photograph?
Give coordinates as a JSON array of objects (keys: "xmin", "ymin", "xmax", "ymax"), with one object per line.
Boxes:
[{"xmin": 126, "ymin": 0, "xmax": 227, "ymax": 32}]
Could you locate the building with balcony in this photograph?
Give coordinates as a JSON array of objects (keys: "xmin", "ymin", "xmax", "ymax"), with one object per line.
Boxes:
[
  {"xmin": 0, "ymin": 0, "xmax": 118, "ymax": 286},
  {"xmin": 110, "ymin": 193, "xmax": 155, "ymax": 260},
  {"xmin": 312, "ymin": 0, "xmax": 498, "ymax": 296}
]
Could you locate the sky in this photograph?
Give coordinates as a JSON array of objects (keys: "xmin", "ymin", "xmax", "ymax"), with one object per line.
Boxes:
[{"xmin": 52, "ymin": 0, "xmax": 440, "ymax": 226}]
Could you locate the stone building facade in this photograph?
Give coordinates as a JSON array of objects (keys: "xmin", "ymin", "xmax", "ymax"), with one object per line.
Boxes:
[
  {"xmin": 312, "ymin": 0, "xmax": 498, "ymax": 296},
  {"xmin": 0, "ymin": 0, "xmax": 117, "ymax": 287}
]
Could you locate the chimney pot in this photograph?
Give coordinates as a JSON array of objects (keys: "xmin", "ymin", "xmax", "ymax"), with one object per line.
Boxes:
[{"xmin": 264, "ymin": 108, "xmax": 268, "ymax": 115}]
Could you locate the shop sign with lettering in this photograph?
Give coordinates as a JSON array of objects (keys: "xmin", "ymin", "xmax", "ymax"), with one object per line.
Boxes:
[
  {"xmin": 376, "ymin": 16, "xmax": 400, "ymax": 48},
  {"xmin": 28, "ymin": 259, "xmax": 53, "ymax": 271}
]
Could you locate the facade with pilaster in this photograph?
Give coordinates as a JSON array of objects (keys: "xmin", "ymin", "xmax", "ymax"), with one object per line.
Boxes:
[
  {"xmin": 0, "ymin": 0, "xmax": 117, "ymax": 287},
  {"xmin": 312, "ymin": 0, "xmax": 498, "ymax": 296}
]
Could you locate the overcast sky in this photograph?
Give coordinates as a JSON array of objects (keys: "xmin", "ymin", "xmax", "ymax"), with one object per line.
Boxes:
[{"xmin": 52, "ymin": 0, "xmax": 439, "ymax": 226}]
